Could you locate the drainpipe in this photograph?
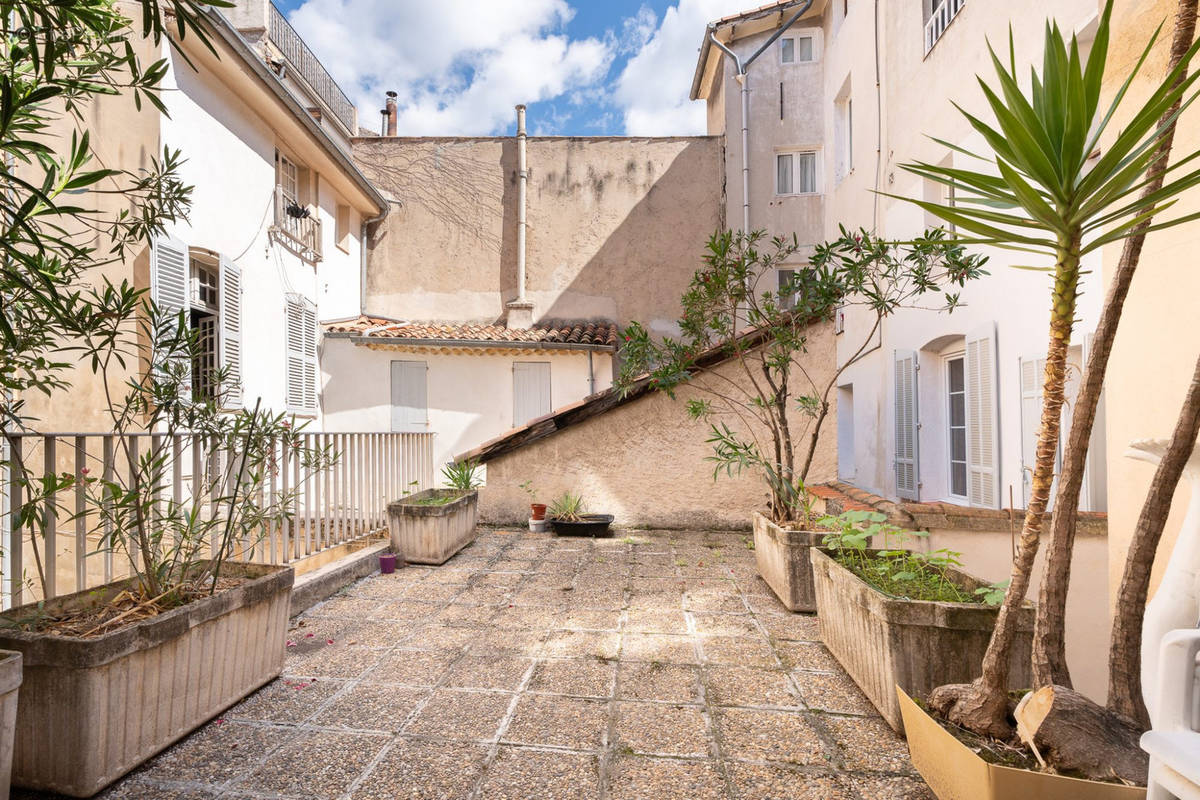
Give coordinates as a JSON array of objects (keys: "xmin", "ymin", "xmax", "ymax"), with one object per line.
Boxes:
[
  {"xmin": 708, "ymin": 0, "xmax": 814, "ymax": 232},
  {"xmin": 516, "ymin": 104, "xmax": 528, "ymax": 304}
]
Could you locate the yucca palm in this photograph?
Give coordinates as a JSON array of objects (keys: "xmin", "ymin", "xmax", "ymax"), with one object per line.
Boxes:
[{"xmin": 904, "ymin": 0, "xmax": 1200, "ymax": 737}]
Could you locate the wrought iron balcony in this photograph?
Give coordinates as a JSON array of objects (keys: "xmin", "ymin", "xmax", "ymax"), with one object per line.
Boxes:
[{"xmin": 267, "ymin": 3, "xmax": 357, "ymax": 135}]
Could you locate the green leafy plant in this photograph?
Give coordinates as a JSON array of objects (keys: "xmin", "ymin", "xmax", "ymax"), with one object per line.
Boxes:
[
  {"xmin": 975, "ymin": 580, "xmax": 1010, "ymax": 607},
  {"xmin": 548, "ymin": 491, "xmax": 586, "ymax": 522},
  {"xmin": 441, "ymin": 459, "xmax": 483, "ymax": 492},
  {"xmin": 819, "ymin": 511, "xmax": 972, "ymax": 604},
  {"xmin": 618, "ymin": 228, "xmax": 985, "ymax": 527},
  {"xmin": 519, "ymin": 480, "xmax": 538, "ymax": 501}
]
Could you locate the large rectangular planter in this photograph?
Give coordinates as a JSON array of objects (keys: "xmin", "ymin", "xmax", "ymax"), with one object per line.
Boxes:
[
  {"xmin": 0, "ymin": 563, "xmax": 293, "ymax": 797},
  {"xmin": 752, "ymin": 511, "xmax": 822, "ymax": 612},
  {"xmin": 0, "ymin": 651, "xmax": 21, "ymax": 800},
  {"xmin": 811, "ymin": 548, "xmax": 1033, "ymax": 731},
  {"xmin": 388, "ymin": 489, "xmax": 478, "ymax": 565},
  {"xmin": 898, "ymin": 688, "xmax": 1144, "ymax": 800}
]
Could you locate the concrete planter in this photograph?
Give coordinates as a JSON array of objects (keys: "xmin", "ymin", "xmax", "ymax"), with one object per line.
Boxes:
[
  {"xmin": 811, "ymin": 548, "xmax": 1033, "ymax": 731},
  {"xmin": 0, "ymin": 563, "xmax": 292, "ymax": 797},
  {"xmin": 897, "ymin": 688, "xmax": 1144, "ymax": 800},
  {"xmin": 388, "ymin": 489, "xmax": 478, "ymax": 565},
  {"xmin": 752, "ymin": 511, "xmax": 823, "ymax": 612},
  {"xmin": 0, "ymin": 651, "xmax": 21, "ymax": 800}
]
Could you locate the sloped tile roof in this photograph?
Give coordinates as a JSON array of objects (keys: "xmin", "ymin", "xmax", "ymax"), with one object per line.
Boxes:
[{"xmin": 324, "ymin": 315, "xmax": 618, "ymax": 348}]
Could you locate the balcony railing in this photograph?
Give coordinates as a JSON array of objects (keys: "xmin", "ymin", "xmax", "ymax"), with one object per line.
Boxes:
[
  {"xmin": 924, "ymin": 0, "xmax": 966, "ymax": 55},
  {"xmin": 1, "ymin": 431, "xmax": 435, "ymax": 606},
  {"xmin": 274, "ymin": 185, "xmax": 322, "ymax": 262},
  {"xmin": 267, "ymin": 3, "xmax": 358, "ymax": 135}
]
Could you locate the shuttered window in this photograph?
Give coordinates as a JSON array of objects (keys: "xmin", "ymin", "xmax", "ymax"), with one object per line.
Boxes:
[
  {"xmin": 390, "ymin": 361, "xmax": 428, "ymax": 432},
  {"xmin": 151, "ymin": 234, "xmax": 191, "ymax": 394},
  {"xmin": 965, "ymin": 323, "xmax": 999, "ymax": 508},
  {"xmin": 513, "ymin": 362, "xmax": 551, "ymax": 427},
  {"xmin": 285, "ymin": 295, "xmax": 318, "ymax": 414},
  {"xmin": 218, "ymin": 256, "xmax": 242, "ymax": 407},
  {"xmin": 894, "ymin": 350, "xmax": 920, "ymax": 500}
]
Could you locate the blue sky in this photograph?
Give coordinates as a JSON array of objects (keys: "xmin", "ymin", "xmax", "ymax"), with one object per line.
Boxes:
[{"xmin": 275, "ymin": 0, "xmax": 743, "ymax": 136}]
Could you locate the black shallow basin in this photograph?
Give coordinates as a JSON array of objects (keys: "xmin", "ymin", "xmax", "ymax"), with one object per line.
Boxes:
[{"xmin": 549, "ymin": 514, "xmax": 615, "ymax": 537}]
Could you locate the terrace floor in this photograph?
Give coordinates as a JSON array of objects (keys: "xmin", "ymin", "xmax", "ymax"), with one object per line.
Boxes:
[{"xmin": 19, "ymin": 528, "xmax": 933, "ymax": 800}]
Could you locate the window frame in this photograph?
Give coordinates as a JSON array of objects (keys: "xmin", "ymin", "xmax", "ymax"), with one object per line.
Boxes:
[
  {"xmin": 779, "ymin": 34, "xmax": 815, "ymax": 64},
  {"xmin": 944, "ymin": 351, "xmax": 969, "ymax": 502},
  {"xmin": 775, "ymin": 150, "xmax": 820, "ymax": 196}
]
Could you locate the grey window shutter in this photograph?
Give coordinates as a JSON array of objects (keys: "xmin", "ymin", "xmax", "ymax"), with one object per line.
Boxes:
[
  {"xmin": 965, "ymin": 323, "xmax": 1000, "ymax": 508},
  {"xmin": 894, "ymin": 349, "xmax": 920, "ymax": 500},
  {"xmin": 391, "ymin": 361, "xmax": 428, "ymax": 432},
  {"xmin": 513, "ymin": 362, "xmax": 551, "ymax": 427},
  {"xmin": 151, "ymin": 234, "xmax": 191, "ymax": 394},
  {"xmin": 218, "ymin": 255, "xmax": 243, "ymax": 407}
]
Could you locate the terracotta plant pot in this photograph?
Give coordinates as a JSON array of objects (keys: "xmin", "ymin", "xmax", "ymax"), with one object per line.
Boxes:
[
  {"xmin": 897, "ymin": 688, "xmax": 1145, "ymax": 800},
  {"xmin": 0, "ymin": 563, "xmax": 292, "ymax": 797},
  {"xmin": 530, "ymin": 503, "xmax": 547, "ymax": 521},
  {"xmin": 811, "ymin": 548, "xmax": 1032, "ymax": 731}
]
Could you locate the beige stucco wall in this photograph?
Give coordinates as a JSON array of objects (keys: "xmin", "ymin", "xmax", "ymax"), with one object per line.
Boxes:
[
  {"xmin": 1103, "ymin": 0, "xmax": 1200, "ymax": 601},
  {"xmin": 478, "ymin": 321, "xmax": 839, "ymax": 529},
  {"xmin": 353, "ymin": 136, "xmax": 725, "ymax": 334}
]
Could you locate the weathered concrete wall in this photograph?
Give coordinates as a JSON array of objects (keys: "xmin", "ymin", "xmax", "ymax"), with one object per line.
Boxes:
[
  {"xmin": 353, "ymin": 136, "xmax": 725, "ymax": 334},
  {"xmin": 477, "ymin": 321, "xmax": 839, "ymax": 530},
  {"xmin": 1103, "ymin": 0, "xmax": 1200, "ymax": 603}
]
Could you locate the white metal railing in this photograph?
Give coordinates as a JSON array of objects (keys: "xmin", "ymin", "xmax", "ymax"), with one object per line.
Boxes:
[
  {"xmin": 273, "ymin": 185, "xmax": 322, "ymax": 261},
  {"xmin": 0, "ymin": 431, "xmax": 435, "ymax": 607},
  {"xmin": 924, "ymin": 0, "xmax": 966, "ymax": 55},
  {"xmin": 267, "ymin": 3, "xmax": 357, "ymax": 135}
]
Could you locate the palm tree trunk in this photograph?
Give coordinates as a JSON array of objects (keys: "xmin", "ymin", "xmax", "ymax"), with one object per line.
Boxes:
[
  {"xmin": 1108, "ymin": 354, "xmax": 1200, "ymax": 728},
  {"xmin": 931, "ymin": 237, "xmax": 1080, "ymax": 738},
  {"xmin": 1032, "ymin": 0, "xmax": 1199, "ymax": 691}
]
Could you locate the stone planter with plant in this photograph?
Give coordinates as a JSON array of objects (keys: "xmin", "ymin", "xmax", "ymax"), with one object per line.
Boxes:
[
  {"xmin": 547, "ymin": 491, "xmax": 613, "ymax": 537},
  {"xmin": 811, "ymin": 511, "xmax": 1028, "ymax": 731},
  {"xmin": 388, "ymin": 460, "xmax": 480, "ymax": 564},
  {"xmin": 618, "ymin": 228, "xmax": 985, "ymax": 610}
]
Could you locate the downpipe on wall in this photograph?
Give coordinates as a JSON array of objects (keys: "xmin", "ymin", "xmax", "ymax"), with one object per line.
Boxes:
[{"xmin": 707, "ymin": 0, "xmax": 814, "ymax": 232}]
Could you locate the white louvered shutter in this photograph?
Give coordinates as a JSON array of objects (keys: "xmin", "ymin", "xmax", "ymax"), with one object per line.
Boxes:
[
  {"xmin": 1018, "ymin": 352, "xmax": 1044, "ymax": 508},
  {"xmin": 894, "ymin": 349, "xmax": 920, "ymax": 500},
  {"xmin": 218, "ymin": 255, "xmax": 243, "ymax": 407},
  {"xmin": 1082, "ymin": 334, "xmax": 1108, "ymax": 512},
  {"xmin": 513, "ymin": 362, "xmax": 551, "ymax": 427},
  {"xmin": 390, "ymin": 361, "xmax": 428, "ymax": 432},
  {"xmin": 285, "ymin": 296, "xmax": 318, "ymax": 414},
  {"xmin": 151, "ymin": 234, "xmax": 191, "ymax": 394},
  {"xmin": 965, "ymin": 323, "xmax": 1000, "ymax": 508}
]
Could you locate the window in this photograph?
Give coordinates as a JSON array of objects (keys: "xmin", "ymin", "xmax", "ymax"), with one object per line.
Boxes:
[
  {"xmin": 924, "ymin": 0, "xmax": 966, "ymax": 55},
  {"xmin": 776, "ymin": 152, "xmax": 818, "ymax": 195},
  {"xmin": 335, "ymin": 204, "xmax": 351, "ymax": 253},
  {"xmin": 391, "ymin": 361, "xmax": 428, "ymax": 432},
  {"xmin": 837, "ymin": 384, "xmax": 855, "ymax": 481},
  {"xmin": 780, "ymin": 35, "xmax": 814, "ymax": 63},
  {"xmin": 946, "ymin": 354, "xmax": 968, "ymax": 499},
  {"xmin": 275, "ymin": 151, "xmax": 321, "ymax": 261},
  {"xmin": 513, "ymin": 362, "xmax": 551, "ymax": 427},
  {"xmin": 285, "ymin": 295, "xmax": 318, "ymax": 415},
  {"xmin": 777, "ymin": 269, "xmax": 797, "ymax": 310},
  {"xmin": 835, "ymin": 95, "xmax": 853, "ymax": 179}
]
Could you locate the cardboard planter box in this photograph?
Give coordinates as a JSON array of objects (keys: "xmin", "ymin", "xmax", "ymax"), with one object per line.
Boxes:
[
  {"xmin": 897, "ymin": 688, "xmax": 1146, "ymax": 800},
  {"xmin": 810, "ymin": 548, "xmax": 1033, "ymax": 731},
  {"xmin": 388, "ymin": 489, "xmax": 478, "ymax": 565},
  {"xmin": 752, "ymin": 511, "xmax": 823, "ymax": 612},
  {"xmin": 0, "ymin": 563, "xmax": 293, "ymax": 797}
]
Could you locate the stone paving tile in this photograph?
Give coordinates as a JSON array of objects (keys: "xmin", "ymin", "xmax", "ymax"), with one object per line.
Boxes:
[
  {"xmin": 58, "ymin": 527, "xmax": 930, "ymax": 800},
  {"xmin": 614, "ymin": 702, "xmax": 711, "ymax": 757},
  {"xmin": 607, "ymin": 757, "xmax": 727, "ymax": 800},
  {"xmin": 237, "ymin": 729, "xmax": 388, "ymax": 798},
  {"xmin": 502, "ymin": 694, "xmax": 609, "ymax": 750},
  {"xmin": 477, "ymin": 747, "xmax": 601, "ymax": 799},
  {"xmin": 350, "ymin": 740, "xmax": 488, "ymax": 800}
]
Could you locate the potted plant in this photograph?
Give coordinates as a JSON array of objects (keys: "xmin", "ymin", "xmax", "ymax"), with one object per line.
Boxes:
[
  {"xmin": 618, "ymin": 229, "xmax": 985, "ymax": 612},
  {"xmin": 388, "ymin": 459, "xmax": 481, "ymax": 564},
  {"xmin": 521, "ymin": 480, "xmax": 547, "ymax": 521},
  {"xmin": 547, "ymin": 492, "xmax": 614, "ymax": 537},
  {"xmin": 810, "ymin": 511, "xmax": 1030, "ymax": 732}
]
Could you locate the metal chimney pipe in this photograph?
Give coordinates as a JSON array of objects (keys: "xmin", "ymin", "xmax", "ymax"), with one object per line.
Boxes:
[
  {"xmin": 385, "ymin": 91, "xmax": 398, "ymax": 137},
  {"xmin": 515, "ymin": 104, "xmax": 528, "ymax": 304}
]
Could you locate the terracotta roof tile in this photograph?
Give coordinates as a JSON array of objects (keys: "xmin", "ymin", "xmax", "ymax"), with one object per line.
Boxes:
[{"xmin": 324, "ymin": 315, "xmax": 618, "ymax": 348}]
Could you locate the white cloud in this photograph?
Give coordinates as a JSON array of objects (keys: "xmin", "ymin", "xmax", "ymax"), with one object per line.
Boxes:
[
  {"xmin": 613, "ymin": 0, "xmax": 743, "ymax": 136},
  {"xmin": 287, "ymin": 0, "xmax": 612, "ymax": 135}
]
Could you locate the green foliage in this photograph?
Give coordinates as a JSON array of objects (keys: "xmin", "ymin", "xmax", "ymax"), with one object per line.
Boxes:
[
  {"xmin": 617, "ymin": 228, "xmax": 985, "ymax": 526},
  {"xmin": 441, "ymin": 459, "xmax": 483, "ymax": 492},
  {"xmin": 519, "ymin": 480, "xmax": 537, "ymax": 501},
  {"xmin": 975, "ymin": 580, "xmax": 1010, "ymax": 606},
  {"xmin": 820, "ymin": 511, "xmax": 976, "ymax": 604},
  {"xmin": 548, "ymin": 491, "xmax": 586, "ymax": 522}
]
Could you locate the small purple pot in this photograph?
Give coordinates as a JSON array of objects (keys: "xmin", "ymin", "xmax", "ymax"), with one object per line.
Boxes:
[{"xmin": 379, "ymin": 553, "xmax": 397, "ymax": 574}]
